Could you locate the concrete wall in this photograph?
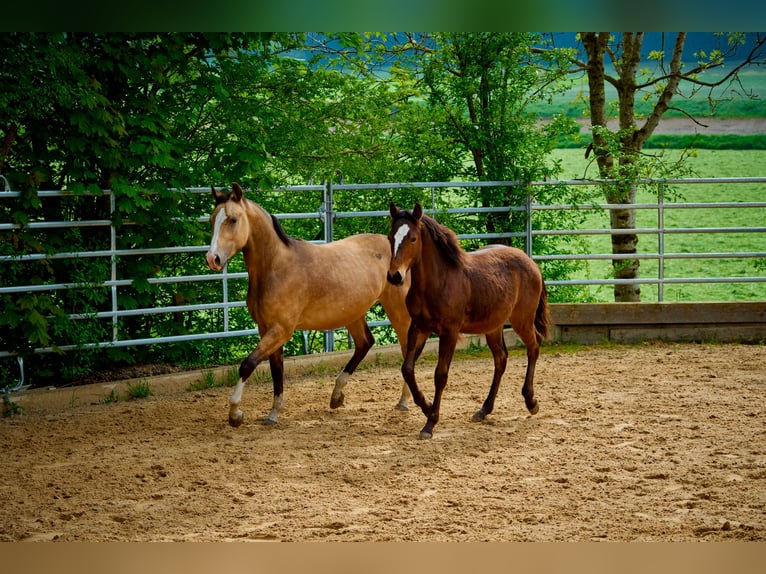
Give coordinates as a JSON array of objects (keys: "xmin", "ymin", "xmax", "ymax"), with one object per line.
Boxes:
[{"xmin": 548, "ymin": 302, "xmax": 766, "ymax": 345}]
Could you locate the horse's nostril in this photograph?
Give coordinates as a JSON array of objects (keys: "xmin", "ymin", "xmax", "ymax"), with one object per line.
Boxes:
[
  {"xmin": 387, "ymin": 271, "xmax": 402, "ymax": 285},
  {"xmin": 214, "ymin": 255, "xmax": 221, "ymax": 268}
]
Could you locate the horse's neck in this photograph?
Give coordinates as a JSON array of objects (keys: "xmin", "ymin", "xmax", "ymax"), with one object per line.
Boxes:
[
  {"xmin": 411, "ymin": 230, "xmax": 455, "ymax": 292},
  {"xmin": 241, "ymin": 201, "xmax": 286, "ymax": 275}
]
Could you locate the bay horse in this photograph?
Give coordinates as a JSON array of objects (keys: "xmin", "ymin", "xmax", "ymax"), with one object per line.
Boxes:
[
  {"xmin": 387, "ymin": 202, "xmax": 551, "ymax": 439},
  {"xmin": 206, "ymin": 183, "xmax": 411, "ymax": 426}
]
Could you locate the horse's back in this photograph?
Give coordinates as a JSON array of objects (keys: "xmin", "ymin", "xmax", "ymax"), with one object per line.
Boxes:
[
  {"xmin": 466, "ymin": 244, "xmax": 541, "ymax": 285},
  {"xmin": 289, "ymin": 233, "xmax": 394, "ymax": 330},
  {"xmin": 461, "ymin": 244, "xmax": 543, "ymax": 331}
]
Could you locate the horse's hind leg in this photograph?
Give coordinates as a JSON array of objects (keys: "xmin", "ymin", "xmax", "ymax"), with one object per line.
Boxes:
[
  {"xmin": 513, "ymin": 321, "xmax": 541, "ymax": 415},
  {"xmin": 472, "ymin": 327, "xmax": 508, "ymax": 422},
  {"xmin": 379, "ymin": 284, "xmax": 413, "ymax": 410},
  {"xmin": 390, "ymin": 310, "xmax": 413, "ymax": 410},
  {"xmin": 330, "ymin": 318, "xmax": 374, "ymax": 409}
]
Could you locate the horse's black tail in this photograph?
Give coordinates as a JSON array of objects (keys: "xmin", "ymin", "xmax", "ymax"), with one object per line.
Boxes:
[{"xmin": 535, "ymin": 281, "xmax": 552, "ymax": 342}]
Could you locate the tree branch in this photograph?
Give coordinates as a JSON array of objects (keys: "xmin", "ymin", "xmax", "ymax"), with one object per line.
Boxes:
[{"xmin": 634, "ymin": 33, "xmax": 686, "ymax": 148}]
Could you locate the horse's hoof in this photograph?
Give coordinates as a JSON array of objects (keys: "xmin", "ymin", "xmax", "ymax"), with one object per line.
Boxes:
[
  {"xmin": 472, "ymin": 410, "xmax": 486, "ymax": 422},
  {"xmin": 395, "ymin": 402, "xmax": 409, "ymax": 412},
  {"xmin": 229, "ymin": 410, "xmax": 244, "ymax": 427},
  {"xmin": 261, "ymin": 416, "xmax": 278, "ymax": 426},
  {"xmin": 418, "ymin": 429, "xmax": 433, "ymax": 440},
  {"xmin": 528, "ymin": 401, "xmax": 539, "ymax": 415},
  {"xmin": 330, "ymin": 394, "xmax": 344, "ymax": 409}
]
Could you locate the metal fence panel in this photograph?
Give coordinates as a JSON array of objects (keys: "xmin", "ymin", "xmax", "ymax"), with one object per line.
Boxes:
[{"xmin": 2, "ymin": 178, "xmax": 765, "ymax": 369}]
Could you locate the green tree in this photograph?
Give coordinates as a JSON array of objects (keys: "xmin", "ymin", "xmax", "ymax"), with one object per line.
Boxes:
[
  {"xmin": 0, "ymin": 33, "xmax": 300, "ymax": 382},
  {"xmin": 414, "ymin": 32, "xmax": 580, "ymax": 245},
  {"xmin": 574, "ymin": 32, "xmax": 766, "ymax": 302},
  {"xmin": 0, "ymin": 32, "xmax": 439, "ymax": 384},
  {"xmin": 334, "ymin": 32, "xmax": 595, "ymax": 301}
]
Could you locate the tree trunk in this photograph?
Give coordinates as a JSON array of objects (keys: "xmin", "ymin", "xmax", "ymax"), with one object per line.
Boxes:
[
  {"xmin": 582, "ymin": 32, "xmax": 642, "ymax": 302},
  {"xmin": 580, "ymin": 32, "xmax": 693, "ymax": 302},
  {"xmin": 606, "ymin": 180, "xmax": 640, "ymax": 301}
]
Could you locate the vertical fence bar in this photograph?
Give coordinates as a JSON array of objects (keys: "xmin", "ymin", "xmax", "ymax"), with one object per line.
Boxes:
[
  {"xmin": 657, "ymin": 181, "xmax": 665, "ymax": 302},
  {"xmin": 222, "ymin": 265, "xmax": 230, "ymax": 333},
  {"xmin": 525, "ymin": 189, "xmax": 533, "ymax": 257},
  {"xmin": 110, "ymin": 192, "xmax": 119, "ymax": 342},
  {"xmin": 323, "ymin": 179, "xmax": 335, "ymax": 353}
]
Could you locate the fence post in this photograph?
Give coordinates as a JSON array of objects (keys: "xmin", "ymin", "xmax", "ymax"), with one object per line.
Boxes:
[
  {"xmin": 110, "ymin": 192, "xmax": 119, "ymax": 342},
  {"xmin": 222, "ymin": 265, "xmax": 230, "ymax": 333},
  {"xmin": 323, "ymin": 178, "xmax": 334, "ymax": 245},
  {"xmin": 657, "ymin": 181, "xmax": 665, "ymax": 302},
  {"xmin": 322, "ymin": 178, "xmax": 335, "ymax": 353},
  {"xmin": 524, "ymin": 189, "xmax": 533, "ymax": 257}
]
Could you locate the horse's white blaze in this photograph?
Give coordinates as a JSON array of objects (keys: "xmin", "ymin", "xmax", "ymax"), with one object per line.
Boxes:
[
  {"xmin": 208, "ymin": 207, "xmax": 227, "ymax": 254},
  {"xmin": 392, "ymin": 223, "xmax": 410, "ymax": 258},
  {"xmin": 206, "ymin": 208, "xmax": 228, "ymax": 269}
]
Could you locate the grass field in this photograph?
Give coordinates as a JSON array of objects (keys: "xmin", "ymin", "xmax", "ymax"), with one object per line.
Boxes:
[
  {"xmin": 546, "ymin": 149, "xmax": 766, "ymax": 302},
  {"xmin": 527, "ymin": 64, "xmax": 766, "ymax": 120}
]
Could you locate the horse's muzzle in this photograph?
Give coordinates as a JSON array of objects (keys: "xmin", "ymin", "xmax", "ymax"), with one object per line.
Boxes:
[
  {"xmin": 387, "ymin": 270, "xmax": 403, "ymax": 286},
  {"xmin": 206, "ymin": 251, "xmax": 223, "ymax": 271}
]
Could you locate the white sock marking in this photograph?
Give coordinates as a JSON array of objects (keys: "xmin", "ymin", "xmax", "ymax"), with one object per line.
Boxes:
[{"xmin": 229, "ymin": 377, "xmax": 244, "ymax": 406}]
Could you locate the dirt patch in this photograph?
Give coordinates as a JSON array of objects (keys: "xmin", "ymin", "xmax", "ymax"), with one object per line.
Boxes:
[
  {"xmin": 1, "ymin": 342, "xmax": 764, "ymax": 542},
  {"xmin": 575, "ymin": 116, "xmax": 766, "ymax": 135}
]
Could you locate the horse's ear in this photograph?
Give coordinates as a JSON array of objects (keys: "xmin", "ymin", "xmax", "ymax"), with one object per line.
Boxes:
[
  {"xmin": 211, "ymin": 185, "xmax": 227, "ymax": 204},
  {"xmin": 413, "ymin": 202, "xmax": 423, "ymax": 220},
  {"xmin": 231, "ymin": 182, "xmax": 244, "ymax": 202},
  {"xmin": 389, "ymin": 202, "xmax": 399, "ymax": 219}
]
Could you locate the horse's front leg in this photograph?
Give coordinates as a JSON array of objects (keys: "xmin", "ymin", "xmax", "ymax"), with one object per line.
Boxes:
[
  {"xmin": 420, "ymin": 332, "xmax": 458, "ymax": 439},
  {"xmin": 229, "ymin": 327, "xmax": 290, "ymax": 427},
  {"xmin": 265, "ymin": 346, "xmax": 285, "ymax": 424},
  {"xmin": 401, "ymin": 327, "xmax": 431, "ymax": 417}
]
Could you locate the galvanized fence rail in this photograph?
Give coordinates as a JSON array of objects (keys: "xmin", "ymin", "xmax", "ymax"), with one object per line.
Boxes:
[{"xmin": 2, "ymin": 177, "xmax": 765, "ymax": 387}]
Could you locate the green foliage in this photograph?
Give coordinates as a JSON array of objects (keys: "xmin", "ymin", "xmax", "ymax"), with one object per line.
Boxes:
[
  {"xmin": 126, "ymin": 379, "xmax": 151, "ymax": 400},
  {"xmin": 2, "ymin": 395, "xmax": 26, "ymax": 417},
  {"xmin": 383, "ymin": 33, "xmax": 591, "ymax": 294},
  {"xmin": 190, "ymin": 369, "xmax": 219, "ymax": 391},
  {"xmin": 643, "ymin": 134, "xmax": 766, "ymax": 150},
  {"xmin": 190, "ymin": 366, "xmax": 243, "ymax": 391},
  {"xmin": 557, "ymin": 133, "xmax": 766, "ymax": 151}
]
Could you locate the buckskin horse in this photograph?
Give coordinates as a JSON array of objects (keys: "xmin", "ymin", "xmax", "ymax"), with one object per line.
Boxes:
[
  {"xmin": 387, "ymin": 202, "xmax": 550, "ymax": 439},
  {"xmin": 206, "ymin": 183, "xmax": 411, "ymax": 426}
]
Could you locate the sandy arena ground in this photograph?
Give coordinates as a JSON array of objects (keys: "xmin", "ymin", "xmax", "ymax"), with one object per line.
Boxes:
[{"xmin": 1, "ymin": 342, "xmax": 764, "ymax": 542}]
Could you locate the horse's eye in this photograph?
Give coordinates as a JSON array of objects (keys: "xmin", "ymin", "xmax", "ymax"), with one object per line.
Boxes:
[
  {"xmin": 229, "ymin": 217, "xmax": 238, "ymax": 225},
  {"xmin": 410, "ymin": 236, "xmax": 417, "ymax": 242}
]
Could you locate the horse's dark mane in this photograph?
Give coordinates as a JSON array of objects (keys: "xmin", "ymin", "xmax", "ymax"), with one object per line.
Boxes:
[
  {"xmin": 269, "ymin": 213, "xmax": 294, "ymax": 247},
  {"xmin": 419, "ymin": 214, "xmax": 465, "ymax": 267}
]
